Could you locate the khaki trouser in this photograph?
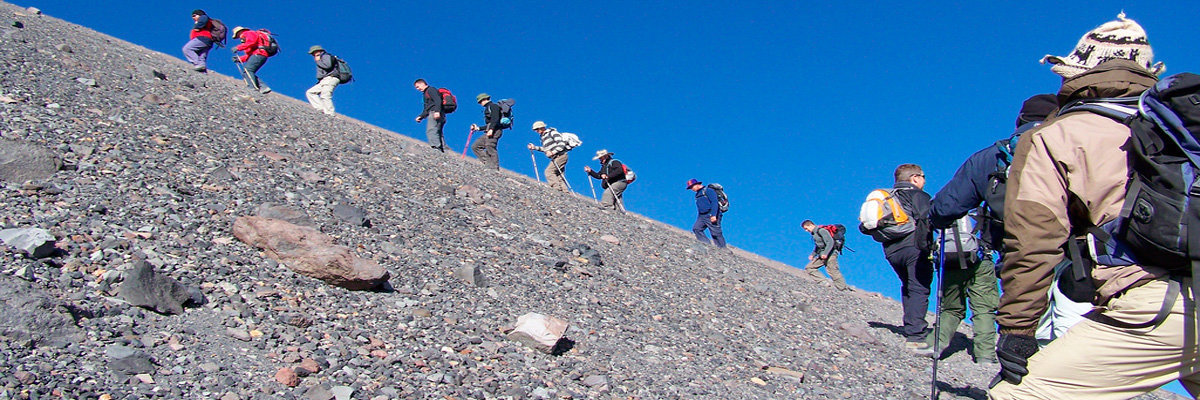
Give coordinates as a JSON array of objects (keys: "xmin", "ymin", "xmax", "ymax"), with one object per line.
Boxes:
[
  {"xmin": 600, "ymin": 180, "xmax": 627, "ymax": 211},
  {"xmin": 545, "ymin": 153, "xmax": 569, "ymax": 192},
  {"xmin": 990, "ymin": 279, "xmax": 1200, "ymax": 399},
  {"xmin": 804, "ymin": 252, "xmax": 848, "ymax": 289},
  {"xmin": 305, "ymin": 76, "xmax": 340, "ymax": 115}
]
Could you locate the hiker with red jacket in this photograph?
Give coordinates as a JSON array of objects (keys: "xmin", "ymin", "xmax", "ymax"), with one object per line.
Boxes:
[
  {"xmin": 687, "ymin": 179, "xmax": 726, "ymax": 248},
  {"xmin": 413, "ymin": 79, "xmax": 446, "ymax": 152},
  {"xmin": 232, "ymin": 26, "xmax": 272, "ymax": 94},
  {"xmin": 802, "ymin": 220, "xmax": 850, "ymax": 291},
  {"xmin": 182, "ymin": 9, "xmax": 217, "ymax": 72}
]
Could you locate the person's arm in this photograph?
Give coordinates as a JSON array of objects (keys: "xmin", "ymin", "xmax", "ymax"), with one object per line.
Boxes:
[
  {"xmin": 484, "ymin": 102, "xmax": 501, "ymax": 133},
  {"xmin": 817, "ymin": 228, "xmax": 835, "ymax": 258},
  {"xmin": 586, "ymin": 168, "xmax": 601, "ymax": 179},
  {"xmin": 316, "ymin": 54, "xmax": 335, "ymax": 77},
  {"xmin": 192, "ymin": 15, "xmax": 209, "ymax": 31},
  {"xmin": 427, "ymin": 87, "xmax": 442, "ymax": 115},
  {"xmin": 930, "ymin": 146, "xmax": 994, "ymax": 229}
]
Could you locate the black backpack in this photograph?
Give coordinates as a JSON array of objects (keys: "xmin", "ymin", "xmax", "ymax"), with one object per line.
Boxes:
[
  {"xmin": 707, "ymin": 183, "xmax": 730, "ymax": 212},
  {"xmin": 821, "ymin": 224, "xmax": 846, "ymax": 250},
  {"xmin": 496, "ymin": 99, "xmax": 515, "ymax": 129},
  {"xmin": 209, "ymin": 18, "xmax": 228, "ymax": 47},
  {"xmin": 333, "ymin": 56, "xmax": 352, "ymax": 83}
]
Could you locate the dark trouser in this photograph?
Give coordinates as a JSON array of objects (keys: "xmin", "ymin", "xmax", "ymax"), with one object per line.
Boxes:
[
  {"xmin": 692, "ymin": 214, "xmax": 726, "ymax": 248},
  {"xmin": 471, "ymin": 130, "xmax": 503, "ymax": 169},
  {"xmin": 426, "ymin": 116, "xmax": 446, "ymax": 151},
  {"xmin": 243, "ymin": 55, "xmax": 269, "ymax": 90},
  {"xmin": 885, "ymin": 246, "xmax": 933, "ymax": 341},
  {"xmin": 928, "ymin": 256, "xmax": 998, "ymax": 360}
]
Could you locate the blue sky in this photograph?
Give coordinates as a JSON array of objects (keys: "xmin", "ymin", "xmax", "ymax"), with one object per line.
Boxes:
[{"xmin": 21, "ymin": 0, "xmax": 1200, "ymax": 394}]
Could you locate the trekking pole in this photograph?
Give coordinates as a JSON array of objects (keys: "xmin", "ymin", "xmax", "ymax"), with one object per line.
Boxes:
[
  {"xmin": 230, "ymin": 50, "xmax": 257, "ymax": 90},
  {"xmin": 609, "ymin": 184, "xmax": 626, "ymax": 212},
  {"xmin": 463, "ymin": 128, "xmax": 475, "ymax": 159},
  {"xmin": 552, "ymin": 157, "xmax": 573, "ymax": 191},
  {"xmin": 529, "ymin": 149, "xmax": 541, "ymax": 182},
  {"xmin": 587, "ymin": 174, "xmax": 598, "ymax": 201},
  {"xmin": 843, "ymin": 245, "xmax": 856, "ymax": 253},
  {"xmin": 930, "ymin": 229, "xmax": 948, "ymax": 400}
]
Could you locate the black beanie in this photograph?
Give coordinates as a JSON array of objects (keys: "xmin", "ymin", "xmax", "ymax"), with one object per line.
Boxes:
[
  {"xmin": 192, "ymin": 9, "xmax": 206, "ymax": 16},
  {"xmin": 1016, "ymin": 94, "xmax": 1058, "ymax": 128}
]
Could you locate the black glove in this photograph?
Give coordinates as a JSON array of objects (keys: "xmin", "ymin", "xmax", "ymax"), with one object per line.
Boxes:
[{"xmin": 992, "ymin": 333, "xmax": 1039, "ymax": 386}]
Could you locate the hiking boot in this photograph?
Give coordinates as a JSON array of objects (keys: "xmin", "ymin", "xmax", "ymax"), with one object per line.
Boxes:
[
  {"xmin": 259, "ymin": 86, "xmax": 273, "ymax": 94},
  {"xmin": 976, "ymin": 357, "xmax": 999, "ymax": 366},
  {"xmin": 192, "ymin": 65, "xmax": 207, "ymax": 72},
  {"xmin": 836, "ymin": 284, "xmax": 853, "ymax": 292},
  {"xmin": 904, "ymin": 341, "xmax": 930, "ymax": 351}
]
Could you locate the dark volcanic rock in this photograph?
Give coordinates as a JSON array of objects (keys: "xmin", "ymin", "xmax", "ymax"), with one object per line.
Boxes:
[
  {"xmin": 118, "ymin": 259, "xmax": 194, "ymax": 315},
  {"xmin": 0, "ymin": 139, "xmax": 61, "ymax": 182}
]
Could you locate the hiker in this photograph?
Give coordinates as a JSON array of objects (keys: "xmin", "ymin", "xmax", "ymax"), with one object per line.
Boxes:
[
  {"xmin": 231, "ymin": 27, "xmax": 272, "ymax": 94},
  {"xmin": 801, "ymin": 220, "xmax": 849, "ymax": 290},
  {"xmin": 305, "ymin": 46, "xmax": 341, "ymax": 116},
  {"xmin": 864, "ymin": 164, "xmax": 933, "ymax": 351},
  {"xmin": 414, "ymin": 79, "xmax": 446, "ymax": 152},
  {"xmin": 584, "ymin": 150, "xmax": 627, "ymax": 210},
  {"xmin": 470, "ymin": 93, "xmax": 504, "ymax": 169},
  {"xmin": 989, "ymin": 14, "xmax": 1185, "ymax": 399},
  {"xmin": 182, "ymin": 10, "xmax": 218, "ymax": 72},
  {"xmin": 527, "ymin": 121, "xmax": 575, "ymax": 192},
  {"xmin": 915, "ymin": 214, "xmax": 998, "ymax": 364},
  {"xmin": 923, "ymin": 94, "xmax": 1058, "ymax": 363},
  {"xmin": 687, "ymin": 179, "xmax": 726, "ymax": 248}
]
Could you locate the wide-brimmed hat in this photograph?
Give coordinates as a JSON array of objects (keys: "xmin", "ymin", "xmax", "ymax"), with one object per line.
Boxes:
[
  {"xmin": 531, "ymin": 121, "xmax": 547, "ymax": 130},
  {"xmin": 308, "ymin": 45, "xmax": 325, "ymax": 55},
  {"xmin": 593, "ymin": 149, "xmax": 613, "ymax": 160},
  {"xmin": 686, "ymin": 179, "xmax": 702, "ymax": 189},
  {"xmin": 232, "ymin": 26, "xmax": 248, "ymax": 38},
  {"xmin": 476, "ymin": 93, "xmax": 490, "ymax": 103}
]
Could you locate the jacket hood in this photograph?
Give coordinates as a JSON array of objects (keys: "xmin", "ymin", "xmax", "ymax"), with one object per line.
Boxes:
[{"xmin": 1057, "ymin": 59, "xmax": 1158, "ymax": 106}]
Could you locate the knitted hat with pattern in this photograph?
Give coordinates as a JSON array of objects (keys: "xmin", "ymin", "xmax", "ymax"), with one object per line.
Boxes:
[{"xmin": 1041, "ymin": 13, "xmax": 1165, "ymax": 79}]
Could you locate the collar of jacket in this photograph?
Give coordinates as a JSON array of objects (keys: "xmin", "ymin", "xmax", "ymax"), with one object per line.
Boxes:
[
  {"xmin": 1057, "ymin": 59, "xmax": 1159, "ymax": 106},
  {"xmin": 893, "ymin": 181, "xmax": 919, "ymax": 191}
]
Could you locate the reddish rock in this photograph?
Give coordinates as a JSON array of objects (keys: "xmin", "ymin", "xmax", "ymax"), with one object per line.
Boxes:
[
  {"xmin": 298, "ymin": 358, "xmax": 321, "ymax": 374},
  {"xmin": 232, "ymin": 216, "xmax": 389, "ymax": 290},
  {"xmin": 274, "ymin": 367, "xmax": 299, "ymax": 387}
]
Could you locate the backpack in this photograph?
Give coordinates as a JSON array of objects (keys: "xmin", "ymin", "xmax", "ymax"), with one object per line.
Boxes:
[
  {"xmin": 820, "ymin": 224, "xmax": 847, "ymax": 250},
  {"xmin": 209, "ymin": 18, "xmax": 228, "ymax": 47},
  {"xmin": 438, "ymin": 88, "xmax": 457, "ymax": 113},
  {"xmin": 609, "ymin": 159, "xmax": 636, "ymax": 183},
  {"xmin": 559, "ymin": 132, "xmax": 582, "ymax": 150},
  {"xmin": 858, "ymin": 188, "xmax": 915, "ymax": 243},
  {"xmin": 258, "ymin": 29, "xmax": 280, "ymax": 56},
  {"xmin": 496, "ymin": 99, "xmax": 515, "ymax": 129},
  {"xmin": 707, "ymin": 183, "xmax": 730, "ymax": 213},
  {"xmin": 333, "ymin": 56, "xmax": 352, "ymax": 83},
  {"xmin": 939, "ymin": 215, "xmax": 980, "ymax": 267}
]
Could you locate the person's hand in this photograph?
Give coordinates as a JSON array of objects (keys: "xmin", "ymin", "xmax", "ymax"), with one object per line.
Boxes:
[
  {"xmin": 486, "ymin": 130, "xmax": 494, "ymax": 138},
  {"xmin": 470, "ymin": 124, "xmax": 479, "ymax": 131},
  {"xmin": 584, "ymin": 166, "xmax": 592, "ymax": 173},
  {"xmin": 819, "ymin": 254, "xmax": 828, "ymax": 260},
  {"xmin": 527, "ymin": 143, "xmax": 535, "ymax": 150},
  {"xmin": 808, "ymin": 254, "xmax": 814, "ymax": 262},
  {"xmin": 432, "ymin": 111, "xmax": 441, "ymax": 119},
  {"xmin": 994, "ymin": 334, "xmax": 1039, "ymax": 385},
  {"xmin": 600, "ymin": 174, "xmax": 608, "ymax": 179},
  {"xmin": 710, "ymin": 216, "xmax": 717, "ymax": 223},
  {"xmin": 415, "ymin": 116, "xmax": 423, "ymax": 123}
]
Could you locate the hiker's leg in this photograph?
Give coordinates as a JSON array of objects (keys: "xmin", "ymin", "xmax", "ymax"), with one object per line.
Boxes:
[
  {"xmin": 609, "ymin": 181, "xmax": 627, "ymax": 210},
  {"xmin": 426, "ymin": 117, "xmax": 445, "ymax": 151},
  {"xmin": 708, "ymin": 215, "xmax": 726, "ymax": 248},
  {"xmin": 825, "ymin": 252, "xmax": 848, "ymax": 288},
  {"xmin": 599, "ymin": 184, "xmax": 616, "ymax": 209},
  {"xmin": 197, "ymin": 43, "xmax": 212, "ymax": 68},
  {"xmin": 317, "ymin": 76, "xmax": 338, "ymax": 114},
  {"xmin": 990, "ymin": 279, "xmax": 1198, "ymax": 400},
  {"xmin": 306, "ymin": 82, "xmax": 323, "ymax": 109},
  {"xmin": 1049, "ymin": 281, "xmax": 1095, "ymax": 339},
  {"xmin": 888, "ymin": 247, "xmax": 930, "ymax": 341},
  {"xmin": 485, "ymin": 131, "xmax": 502, "ymax": 169},
  {"xmin": 471, "ymin": 134, "xmax": 488, "ymax": 161},
  {"xmin": 691, "ymin": 215, "xmax": 711, "ymax": 244},
  {"xmin": 182, "ymin": 38, "xmax": 206, "ymax": 66},
  {"xmin": 545, "ymin": 154, "xmax": 567, "ymax": 192},
  {"xmin": 967, "ymin": 257, "xmax": 999, "ymax": 360},
  {"xmin": 244, "ymin": 55, "xmax": 267, "ymax": 89},
  {"xmin": 803, "ymin": 258, "xmax": 825, "ymax": 277},
  {"xmin": 933, "ymin": 266, "xmax": 969, "ymax": 351}
]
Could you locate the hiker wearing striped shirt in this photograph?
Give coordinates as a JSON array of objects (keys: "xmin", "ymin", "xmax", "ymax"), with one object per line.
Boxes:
[{"xmin": 527, "ymin": 121, "xmax": 575, "ymax": 192}]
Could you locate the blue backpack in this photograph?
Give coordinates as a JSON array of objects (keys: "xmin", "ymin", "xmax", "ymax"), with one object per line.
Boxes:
[{"xmin": 1054, "ymin": 73, "xmax": 1200, "ymax": 328}]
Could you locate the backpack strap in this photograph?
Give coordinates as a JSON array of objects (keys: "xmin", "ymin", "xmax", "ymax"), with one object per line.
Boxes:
[{"xmin": 1057, "ymin": 97, "xmax": 1138, "ymax": 122}]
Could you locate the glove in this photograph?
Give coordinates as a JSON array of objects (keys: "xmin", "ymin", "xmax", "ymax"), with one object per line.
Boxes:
[
  {"xmin": 231, "ymin": 56, "xmax": 240, "ymax": 63},
  {"xmin": 993, "ymin": 334, "xmax": 1039, "ymax": 386}
]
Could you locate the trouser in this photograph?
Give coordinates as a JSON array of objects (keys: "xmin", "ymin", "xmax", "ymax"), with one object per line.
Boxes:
[
  {"xmin": 804, "ymin": 252, "xmax": 848, "ymax": 289},
  {"xmin": 425, "ymin": 115, "xmax": 446, "ymax": 151},
  {"xmin": 243, "ymin": 55, "xmax": 269, "ymax": 91},
  {"xmin": 182, "ymin": 38, "xmax": 212, "ymax": 68},
  {"xmin": 886, "ymin": 246, "xmax": 933, "ymax": 341},
  {"xmin": 692, "ymin": 214, "xmax": 726, "ymax": 248},
  {"xmin": 544, "ymin": 153, "xmax": 569, "ymax": 192},
  {"xmin": 990, "ymin": 279, "xmax": 1200, "ymax": 399},
  {"xmin": 927, "ymin": 256, "xmax": 998, "ymax": 360},
  {"xmin": 471, "ymin": 130, "xmax": 503, "ymax": 169},
  {"xmin": 600, "ymin": 180, "xmax": 627, "ymax": 210},
  {"xmin": 305, "ymin": 76, "xmax": 340, "ymax": 115}
]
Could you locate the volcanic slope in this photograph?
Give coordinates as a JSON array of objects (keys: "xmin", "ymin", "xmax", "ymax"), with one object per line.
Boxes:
[{"xmin": 0, "ymin": 3, "xmax": 1184, "ymax": 400}]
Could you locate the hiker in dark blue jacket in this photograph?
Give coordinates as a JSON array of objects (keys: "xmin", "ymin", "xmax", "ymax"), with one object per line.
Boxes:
[
  {"xmin": 929, "ymin": 94, "xmax": 1057, "ymax": 249},
  {"xmin": 687, "ymin": 179, "xmax": 725, "ymax": 248}
]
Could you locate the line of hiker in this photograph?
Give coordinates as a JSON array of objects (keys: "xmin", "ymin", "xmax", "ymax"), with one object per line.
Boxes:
[{"xmin": 858, "ymin": 13, "xmax": 1200, "ymax": 399}]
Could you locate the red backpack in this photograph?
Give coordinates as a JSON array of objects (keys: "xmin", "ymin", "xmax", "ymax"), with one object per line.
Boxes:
[{"xmin": 438, "ymin": 88, "xmax": 457, "ymax": 113}]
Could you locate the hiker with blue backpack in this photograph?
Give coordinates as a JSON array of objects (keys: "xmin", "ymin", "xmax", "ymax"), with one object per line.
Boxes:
[
  {"xmin": 469, "ymin": 93, "xmax": 510, "ymax": 170},
  {"xmin": 988, "ymin": 14, "xmax": 1199, "ymax": 399},
  {"xmin": 527, "ymin": 121, "xmax": 581, "ymax": 193},
  {"xmin": 231, "ymin": 26, "xmax": 275, "ymax": 94},
  {"xmin": 306, "ymin": 45, "xmax": 350, "ymax": 116},
  {"xmin": 182, "ymin": 9, "xmax": 224, "ymax": 73},
  {"xmin": 801, "ymin": 220, "xmax": 850, "ymax": 291},
  {"xmin": 687, "ymin": 179, "xmax": 727, "ymax": 249}
]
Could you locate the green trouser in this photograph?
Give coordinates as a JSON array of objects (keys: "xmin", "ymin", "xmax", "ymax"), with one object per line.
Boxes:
[{"xmin": 928, "ymin": 256, "xmax": 998, "ymax": 360}]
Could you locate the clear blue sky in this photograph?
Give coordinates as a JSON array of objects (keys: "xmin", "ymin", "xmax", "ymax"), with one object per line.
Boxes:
[{"xmin": 21, "ymin": 0, "xmax": 1200, "ymax": 394}]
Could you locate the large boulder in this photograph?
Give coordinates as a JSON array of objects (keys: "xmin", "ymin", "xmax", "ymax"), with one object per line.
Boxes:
[
  {"xmin": 232, "ymin": 216, "xmax": 389, "ymax": 290},
  {"xmin": 0, "ymin": 139, "xmax": 62, "ymax": 182},
  {"xmin": 118, "ymin": 260, "xmax": 198, "ymax": 315},
  {"xmin": 0, "ymin": 227, "xmax": 56, "ymax": 258}
]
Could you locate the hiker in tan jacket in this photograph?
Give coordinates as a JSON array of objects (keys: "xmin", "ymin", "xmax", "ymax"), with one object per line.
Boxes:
[{"xmin": 989, "ymin": 14, "xmax": 1189, "ymax": 399}]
